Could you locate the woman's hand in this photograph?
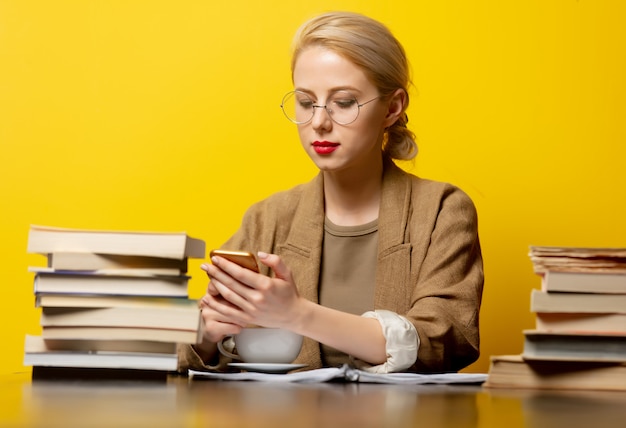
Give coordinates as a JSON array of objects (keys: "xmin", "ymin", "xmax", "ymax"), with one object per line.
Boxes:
[
  {"xmin": 200, "ymin": 252, "xmax": 303, "ymax": 330},
  {"xmin": 191, "ymin": 292, "xmax": 244, "ymax": 363},
  {"xmin": 197, "ymin": 293, "xmax": 244, "ymax": 343},
  {"xmin": 200, "ymin": 252, "xmax": 387, "ymax": 366}
]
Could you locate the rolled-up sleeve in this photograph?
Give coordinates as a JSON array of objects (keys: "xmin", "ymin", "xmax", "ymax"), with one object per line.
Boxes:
[{"xmin": 355, "ymin": 310, "xmax": 419, "ymax": 373}]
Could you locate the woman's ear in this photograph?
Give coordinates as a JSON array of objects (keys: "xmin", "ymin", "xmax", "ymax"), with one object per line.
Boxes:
[{"xmin": 383, "ymin": 88, "xmax": 407, "ymax": 128}]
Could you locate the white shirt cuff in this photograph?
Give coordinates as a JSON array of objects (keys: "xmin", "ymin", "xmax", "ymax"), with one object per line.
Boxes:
[{"xmin": 356, "ymin": 310, "xmax": 419, "ymax": 373}]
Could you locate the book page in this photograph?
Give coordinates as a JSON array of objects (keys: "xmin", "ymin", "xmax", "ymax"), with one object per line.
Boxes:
[
  {"xmin": 188, "ymin": 365, "xmax": 488, "ymax": 384},
  {"xmin": 189, "ymin": 367, "xmax": 345, "ymax": 383}
]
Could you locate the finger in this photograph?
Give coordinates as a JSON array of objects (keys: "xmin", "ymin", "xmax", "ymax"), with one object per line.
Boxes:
[
  {"xmin": 201, "ymin": 264, "xmax": 220, "ymax": 296},
  {"xmin": 204, "ymin": 289, "xmax": 253, "ymax": 327},
  {"xmin": 199, "ymin": 310, "xmax": 243, "ymax": 342},
  {"xmin": 210, "ymin": 256, "xmax": 258, "ymax": 288},
  {"xmin": 205, "ymin": 292, "xmax": 241, "ymax": 315},
  {"xmin": 212, "ymin": 280, "xmax": 256, "ymax": 314},
  {"xmin": 199, "ymin": 292, "xmax": 221, "ymax": 308},
  {"xmin": 257, "ymin": 252, "xmax": 292, "ymax": 281},
  {"xmin": 207, "ymin": 280, "xmax": 219, "ymax": 296},
  {"xmin": 206, "ymin": 263, "xmax": 258, "ymax": 301},
  {"xmin": 201, "ymin": 304, "xmax": 245, "ymax": 328},
  {"xmin": 200, "ymin": 263, "xmax": 211, "ymax": 275}
]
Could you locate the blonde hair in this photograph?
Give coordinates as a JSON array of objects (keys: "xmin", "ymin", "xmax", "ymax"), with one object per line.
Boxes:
[{"xmin": 291, "ymin": 11, "xmax": 417, "ymax": 161}]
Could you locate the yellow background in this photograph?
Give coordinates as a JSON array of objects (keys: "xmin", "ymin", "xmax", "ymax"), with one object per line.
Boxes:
[{"xmin": 1, "ymin": 0, "xmax": 625, "ymax": 376}]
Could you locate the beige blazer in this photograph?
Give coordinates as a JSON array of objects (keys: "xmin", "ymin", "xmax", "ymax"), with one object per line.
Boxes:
[{"xmin": 179, "ymin": 158, "xmax": 483, "ymax": 373}]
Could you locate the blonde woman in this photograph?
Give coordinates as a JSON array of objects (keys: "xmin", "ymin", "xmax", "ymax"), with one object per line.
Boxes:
[{"xmin": 182, "ymin": 11, "xmax": 483, "ymax": 374}]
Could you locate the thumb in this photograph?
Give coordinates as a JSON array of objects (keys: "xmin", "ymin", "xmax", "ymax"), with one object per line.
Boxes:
[{"xmin": 257, "ymin": 251, "xmax": 291, "ymax": 280}]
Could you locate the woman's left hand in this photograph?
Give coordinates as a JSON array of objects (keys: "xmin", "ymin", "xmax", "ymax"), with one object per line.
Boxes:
[{"xmin": 200, "ymin": 252, "xmax": 302, "ymax": 329}]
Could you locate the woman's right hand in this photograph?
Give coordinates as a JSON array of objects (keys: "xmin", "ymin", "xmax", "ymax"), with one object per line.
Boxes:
[{"xmin": 196, "ymin": 290, "xmax": 244, "ymax": 349}]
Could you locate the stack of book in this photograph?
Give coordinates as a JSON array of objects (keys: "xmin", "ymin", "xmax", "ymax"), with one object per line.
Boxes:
[
  {"xmin": 484, "ymin": 246, "xmax": 626, "ymax": 391},
  {"xmin": 23, "ymin": 225, "xmax": 206, "ymax": 377}
]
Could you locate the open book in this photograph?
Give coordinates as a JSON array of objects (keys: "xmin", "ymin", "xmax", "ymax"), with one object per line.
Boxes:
[{"xmin": 188, "ymin": 364, "xmax": 487, "ymax": 385}]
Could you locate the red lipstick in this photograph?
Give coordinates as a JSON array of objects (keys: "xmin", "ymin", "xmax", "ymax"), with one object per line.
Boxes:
[{"xmin": 312, "ymin": 141, "xmax": 339, "ymax": 155}]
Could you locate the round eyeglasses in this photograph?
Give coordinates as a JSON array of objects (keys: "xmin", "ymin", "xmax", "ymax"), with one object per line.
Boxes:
[{"xmin": 280, "ymin": 90, "xmax": 380, "ymax": 125}]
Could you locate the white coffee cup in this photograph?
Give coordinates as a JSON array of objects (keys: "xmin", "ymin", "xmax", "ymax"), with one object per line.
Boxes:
[{"xmin": 217, "ymin": 327, "xmax": 303, "ymax": 364}]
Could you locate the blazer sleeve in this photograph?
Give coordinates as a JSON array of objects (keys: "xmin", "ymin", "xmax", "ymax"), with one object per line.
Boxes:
[
  {"xmin": 177, "ymin": 198, "xmax": 282, "ymax": 373},
  {"xmin": 406, "ymin": 185, "xmax": 484, "ymax": 373}
]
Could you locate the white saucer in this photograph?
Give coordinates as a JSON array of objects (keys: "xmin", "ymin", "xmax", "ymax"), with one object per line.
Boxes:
[{"xmin": 228, "ymin": 363, "xmax": 308, "ymax": 374}]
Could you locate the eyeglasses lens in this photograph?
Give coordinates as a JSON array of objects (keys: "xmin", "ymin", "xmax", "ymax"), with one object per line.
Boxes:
[{"xmin": 281, "ymin": 91, "xmax": 360, "ymax": 125}]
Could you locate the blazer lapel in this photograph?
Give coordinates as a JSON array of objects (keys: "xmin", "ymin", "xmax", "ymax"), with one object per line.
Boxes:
[
  {"xmin": 375, "ymin": 160, "xmax": 413, "ymax": 313},
  {"xmin": 279, "ymin": 173, "xmax": 325, "ymax": 368}
]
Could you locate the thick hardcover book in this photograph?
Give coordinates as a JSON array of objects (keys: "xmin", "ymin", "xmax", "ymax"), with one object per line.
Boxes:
[
  {"xmin": 522, "ymin": 330, "xmax": 626, "ymax": 362},
  {"xmin": 535, "ymin": 312, "xmax": 626, "ymax": 334},
  {"xmin": 28, "ymin": 225, "xmax": 205, "ymax": 260},
  {"xmin": 47, "ymin": 252, "xmax": 188, "ymax": 275},
  {"xmin": 32, "ymin": 270, "xmax": 190, "ymax": 297},
  {"xmin": 36, "ymin": 293, "xmax": 194, "ymax": 309},
  {"xmin": 31, "ymin": 337, "xmax": 177, "ymax": 354},
  {"xmin": 530, "ymin": 289, "xmax": 626, "ymax": 314},
  {"xmin": 484, "ymin": 354, "xmax": 626, "ymax": 391},
  {"xmin": 542, "ymin": 270, "xmax": 626, "ymax": 294},
  {"xmin": 40, "ymin": 303, "xmax": 201, "ymax": 331},
  {"xmin": 24, "ymin": 335, "xmax": 178, "ymax": 372},
  {"xmin": 42, "ymin": 325, "xmax": 202, "ymax": 344}
]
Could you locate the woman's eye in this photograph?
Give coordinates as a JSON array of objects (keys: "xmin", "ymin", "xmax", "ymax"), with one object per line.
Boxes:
[
  {"xmin": 332, "ymin": 99, "xmax": 357, "ymax": 109},
  {"xmin": 298, "ymin": 100, "xmax": 314, "ymax": 109}
]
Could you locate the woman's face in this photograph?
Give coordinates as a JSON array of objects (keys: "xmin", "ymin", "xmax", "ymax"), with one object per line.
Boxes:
[{"xmin": 292, "ymin": 46, "xmax": 397, "ymax": 174}]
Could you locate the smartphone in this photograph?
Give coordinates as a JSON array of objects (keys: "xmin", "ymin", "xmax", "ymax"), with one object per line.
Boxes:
[{"xmin": 209, "ymin": 249, "xmax": 259, "ymax": 272}]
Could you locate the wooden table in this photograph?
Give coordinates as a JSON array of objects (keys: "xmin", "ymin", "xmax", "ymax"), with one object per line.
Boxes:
[{"xmin": 2, "ymin": 371, "xmax": 626, "ymax": 427}]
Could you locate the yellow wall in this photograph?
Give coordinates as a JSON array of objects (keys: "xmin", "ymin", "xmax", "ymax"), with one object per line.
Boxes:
[{"xmin": 1, "ymin": 1, "xmax": 625, "ymax": 375}]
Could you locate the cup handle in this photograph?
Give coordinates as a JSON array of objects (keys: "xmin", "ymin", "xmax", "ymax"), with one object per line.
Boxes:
[{"xmin": 216, "ymin": 336, "xmax": 241, "ymax": 361}]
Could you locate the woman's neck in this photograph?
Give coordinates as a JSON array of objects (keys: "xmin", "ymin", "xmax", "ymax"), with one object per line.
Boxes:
[{"xmin": 322, "ymin": 158, "xmax": 384, "ymax": 226}]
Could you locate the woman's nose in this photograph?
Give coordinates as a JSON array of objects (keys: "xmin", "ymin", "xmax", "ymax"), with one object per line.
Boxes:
[{"xmin": 310, "ymin": 105, "xmax": 332, "ymax": 131}]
